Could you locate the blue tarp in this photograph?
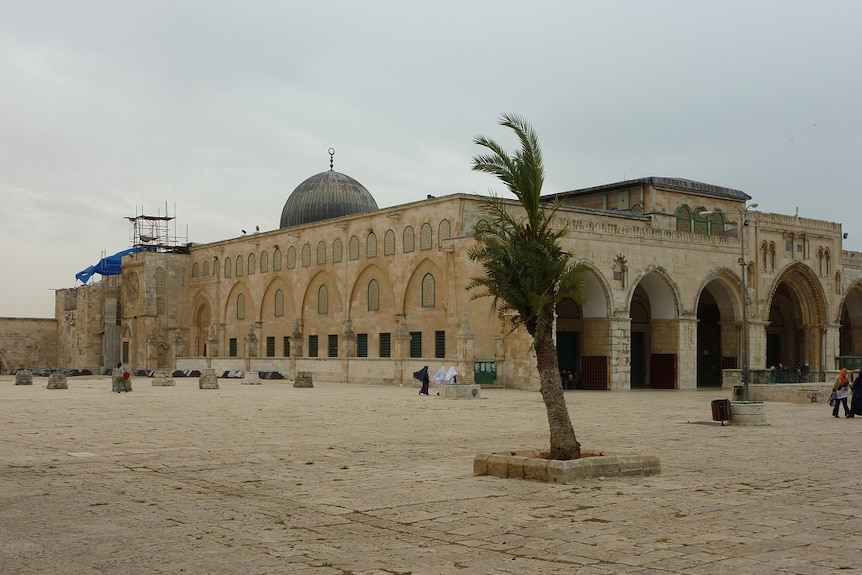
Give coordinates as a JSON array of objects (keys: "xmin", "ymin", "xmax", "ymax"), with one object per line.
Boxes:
[{"xmin": 76, "ymin": 247, "xmax": 143, "ymax": 284}]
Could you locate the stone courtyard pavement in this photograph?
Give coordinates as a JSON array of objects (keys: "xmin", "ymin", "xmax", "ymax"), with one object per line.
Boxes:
[{"xmin": 1, "ymin": 375, "xmax": 861, "ymax": 575}]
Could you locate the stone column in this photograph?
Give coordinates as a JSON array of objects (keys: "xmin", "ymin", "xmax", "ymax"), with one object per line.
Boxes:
[
  {"xmin": 341, "ymin": 319, "xmax": 356, "ymax": 382},
  {"xmin": 393, "ymin": 314, "xmax": 410, "ymax": 386},
  {"xmin": 677, "ymin": 314, "xmax": 698, "ymax": 390},
  {"xmin": 608, "ymin": 314, "xmax": 631, "ymax": 390},
  {"xmin": 290, "ymin": 320, "xmax": 303, "ymax": 379},
  {"xmin": 456, "ymin": 314, "xmax": 475, "ymax": 384},
  {"xmin": 206, "ymin": 326, "xmax": 218, "ymax": 369},
  {"xmin": 244, "ymin": 323, "xmax": 259, "ymax": 372}
]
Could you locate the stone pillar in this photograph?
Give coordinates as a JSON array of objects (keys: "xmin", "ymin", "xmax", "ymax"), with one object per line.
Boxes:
[
  {"xmin": 341, "ymin": 319, "xmax": 356, "ymax": 383},
  {"xmin": 244, "ymin": 323, "xmax": 259, "ymax": 372},
  {"xmin": 748, "ymin": 319, "xmax": 768, "ymax": 373},
  {"xmin": 456, "ymin": 314, "xmax": 475, "ymax": 385},
  {"xmin": 608, "ymin": 314, "xmax": 631, "ymax": 390},
  {"xmin": 290, "ymin": 320, "xmax": 303, "ymax": 379},
  {"xmin": 393, "ymin": 314, "xmax": 410, "ymax": 386},
  {"xmin": 677, "ymin": 314, "xmax": 698, "ymax": 390},
  {"xmin": 206, "ymin": 326, "xmax": 218, "ymax": 369},
  {"xmin": 15, "ymin": 369, "xmax": 33, "ymax": 385},
  {"xmin": 47, "ymin": 372, "xmax": 67, "ymax": 389},
  {"xmin": 146, "ymin": 334, "xmax": 158, "ymax": 371}
]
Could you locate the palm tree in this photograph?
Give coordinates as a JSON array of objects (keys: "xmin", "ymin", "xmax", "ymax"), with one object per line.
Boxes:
[{"xmin": 468, "ymin": 113, "xmax": 584, "ymax": 460}]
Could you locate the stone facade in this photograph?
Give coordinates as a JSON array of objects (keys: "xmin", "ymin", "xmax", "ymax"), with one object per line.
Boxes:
[
  {"xmin": 0, "ymin": 318, "xmax": 57, "ymax": 373},
  {"xmin": 6, "ymin": 175, "xmax": 862, "ymax": 390}
]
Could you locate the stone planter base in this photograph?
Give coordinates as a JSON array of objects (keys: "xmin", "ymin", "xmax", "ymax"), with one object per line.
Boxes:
[
  {"xmin": 474, "ymin": 449, "xmax": 660, "ymax": 484},
  {"xmin": 730, "ymin": 401, "xmax": 769, "ymax": 426}
]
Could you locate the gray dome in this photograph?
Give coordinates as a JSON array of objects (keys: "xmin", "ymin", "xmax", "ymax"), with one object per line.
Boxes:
[{"xmin": 279, "ymin": 169, "xmax": 378, "ymax": 228}]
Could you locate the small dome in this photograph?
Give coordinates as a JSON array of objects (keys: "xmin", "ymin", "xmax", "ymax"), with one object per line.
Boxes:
[{"xmin": 279, "ymin": 169, "xmax": 378, "ymax": 228}]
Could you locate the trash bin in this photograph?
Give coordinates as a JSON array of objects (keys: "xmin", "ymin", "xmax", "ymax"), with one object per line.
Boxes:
[{"xmin": 711, "ymin": 399, "xmax": 732, "ymax": 424}]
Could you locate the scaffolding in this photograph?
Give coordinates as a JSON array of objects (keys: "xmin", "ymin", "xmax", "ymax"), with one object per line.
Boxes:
[{"xmin": 125, "ymin": 203, "xmax": 189, "ymax": 253}]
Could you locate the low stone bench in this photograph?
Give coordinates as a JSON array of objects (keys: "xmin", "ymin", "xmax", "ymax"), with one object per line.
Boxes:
[{"xmin": 441, "ymin": 383, "xmax": 482, "ymax": 399}]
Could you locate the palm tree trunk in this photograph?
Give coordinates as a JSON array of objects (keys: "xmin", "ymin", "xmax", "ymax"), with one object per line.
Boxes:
[{"xmin": 535, "ymin": 328, "xmax": 581, "ymax": 460}]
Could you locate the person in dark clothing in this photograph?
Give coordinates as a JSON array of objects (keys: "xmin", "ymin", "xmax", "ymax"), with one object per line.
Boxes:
[
  {"xmin": 413, "ymin": 366, "xmax": 430, "ymax": 395},
  {"xmin": 849, "ymin": 371, "xmax": 862, "ymax": 417}
]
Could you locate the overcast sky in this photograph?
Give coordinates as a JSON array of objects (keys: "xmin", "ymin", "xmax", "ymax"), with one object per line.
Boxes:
[{"xmin": 2, "ymin": 1, "xmax": 860, "ymax": 318}]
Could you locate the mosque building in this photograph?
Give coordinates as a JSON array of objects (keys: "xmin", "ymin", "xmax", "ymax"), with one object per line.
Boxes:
[{"xmin": 4, "ymin": 152, "xmax": 862, "ymax": 390}]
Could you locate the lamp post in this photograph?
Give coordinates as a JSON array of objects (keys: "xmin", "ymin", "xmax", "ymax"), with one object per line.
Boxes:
[
  {"xmin": 738, "ymin": 203, "xmax": 758, "ymax": 401},
  {"xmin": 702, "ymin": 203, "xmax": 758, "ymax": 399}
]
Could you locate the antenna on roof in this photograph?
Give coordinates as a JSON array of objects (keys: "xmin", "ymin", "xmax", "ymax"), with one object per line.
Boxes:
[{"xmin": 329, "ymin": 147, "xmax": 335, "ymax": 170}]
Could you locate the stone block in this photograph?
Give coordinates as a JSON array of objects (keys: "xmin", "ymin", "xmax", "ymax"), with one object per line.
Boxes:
[
  {"xmin": 242, "ymin": 371, "xmax": 262, "ymax": 385},
  {"xmin": 522, "ymin": 457, "xmax": 549, "ymax": 481},
  {"xmin": 152, "ymin": 369, "xmax": 175, "ymax": 386},
  {"xmin": 14, "ymin": 370, "xmax": 33, "ymax": 385},
  {"xmin": 485, "ymin": 454, "xmax": 510, "ymax": 478},
  {"xmin": 441, "ymin": 384, "xmax": 482, "ymax": 399},
  {"xmin": 199, "ymin": 372, "xmax": 219, "ymax": 389},
  {"xmin": 507, "ymin": 456, "xmax": 528, "ymax": 479},
  {"xmin": 473, "ymin": 453, "xmax": 489, "ymax": 475},
  {"xmin": 294, "ymin": 371, "xmax": 314, "ymax": 388},
  {"xmin": 47, "ymin": 373, "xmax": 67, "ymax": 389}
]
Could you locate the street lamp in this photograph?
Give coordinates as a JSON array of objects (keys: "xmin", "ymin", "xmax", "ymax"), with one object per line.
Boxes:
[
  {"xmin": 738, "ymin": 203, "xmax": 758, "ymax": 401},
  {"xmin": 702, "ymin": 203, "xmax": 758, "ymax": 400}
]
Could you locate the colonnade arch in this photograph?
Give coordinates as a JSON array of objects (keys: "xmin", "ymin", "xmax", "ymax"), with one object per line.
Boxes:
[
  {"xmin": 628, "ymin": 268, "xmax": 682, "ymax": 389},
  {"xmin": 695, "ymin": 271, "xmax": 742, "ymax": 387},
  {"xmin": 839, "ymin": 281, "xmax": 862, "ymax": 357},
  {"xmin": 556, "ymin": 264, "xmax": 612, "ymax": 389},
  {"xmin": 763, "ymin": 263, "xmax": 828, "ymax": 372}
]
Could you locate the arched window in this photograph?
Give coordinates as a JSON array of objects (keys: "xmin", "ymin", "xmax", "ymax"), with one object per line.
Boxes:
[
  {"xmin": 213, "ymin": 258, "xmax": 220, "ymax": 277},
  {"xmin": 287, "ymin": 246, "xmax": 296, "ymax": 269},
  {"xmin": 274, "ymin": 289, "xmax": 284, "ymax": 317},
  {"xmin": 273, "ymin": 247, "xmax": 282, "ymax": 271},
  {"xmin": 248, "ymin": 253, "xmax": 256, "ymax": 275},
  {"xmin": 317, "ymin": 284, "xmax": 329, "ymax": 315},
  {"xmin": 235, "ymin": 255, "xmax": 244, "ymax": 276},
  {"xmin": 260, "ymin": 251, "xmax": 269, "ymax": 273},
  {"xmin": 403, "ymin": 226, "xmax": 415, "ymax": 253},
  {"xmin": 333, "ymin": 238, "xmax": 343, "ymax": 263},
  {"xmin": 421, "ymin": 273, "xmax": 435, "ymax": 307},
  {"xmin": 366, "ymin": 232, "xmax": 377, "ymax": 258},
  {"xmin": 192, "ymin": 263, "xmax": 199, "ymax": 278},
  {"xmin": 705, "ymin": 211, "xmax": 725, "ymax": 236},
  {"xmin": 675, "ymin": 205, "xmax": 692, "ymax": 233},
  {"xmin": 384, "ymin": 229, "xmax": 395, "ymax": 256},
  {"xmin": 224, "ymin": 257, "xmax": 232, "ymax": 278},
  {"xmin": 420, "ymin": 223, "xmax": 432, "ymax": 250},
  {"xmin": 301, "ymin": 243, "xmax": 311, "ymax": 267},
  {"xmin": 692, "ymin": 207, "xmax": 708, "ymax": 235},
  {"xmin": 368, "ymin": 279, "xmax": 380, "ymax": 311},
  {"xmin": 438, "ymin": 219, "xmax": 451, "ymax": 246},
  {"xmin": 202, "ymin": 261, "xmax": 210, "ymax": 277},
  {"xmin": 237, "ymin": 293, "xmax": 245, "ymax": 320},
  {"xmin": 317, "ymin": 241, "xmax": 326, "ymax": 265},
  {"xmin": 349, "ymin": 236, "xmax": 360, "ymax": 261}
]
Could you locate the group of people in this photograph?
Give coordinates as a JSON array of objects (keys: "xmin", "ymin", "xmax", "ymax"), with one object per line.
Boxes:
[
  {"xmin": 831, "ymin": 368, "xmax": 861, "ymax": 418},
  {"xmin": 413, "ymin": 365, "xmax": 458, "ymax": 396}
]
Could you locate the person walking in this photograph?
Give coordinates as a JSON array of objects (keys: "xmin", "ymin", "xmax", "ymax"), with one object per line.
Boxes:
[
  {"xmin": 112, "ymin": 362, "xmax": 125, "ymax": 393},
  {"xmin": 832, "ymin": 367, "xmax": 851, "ymax": 418}
]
